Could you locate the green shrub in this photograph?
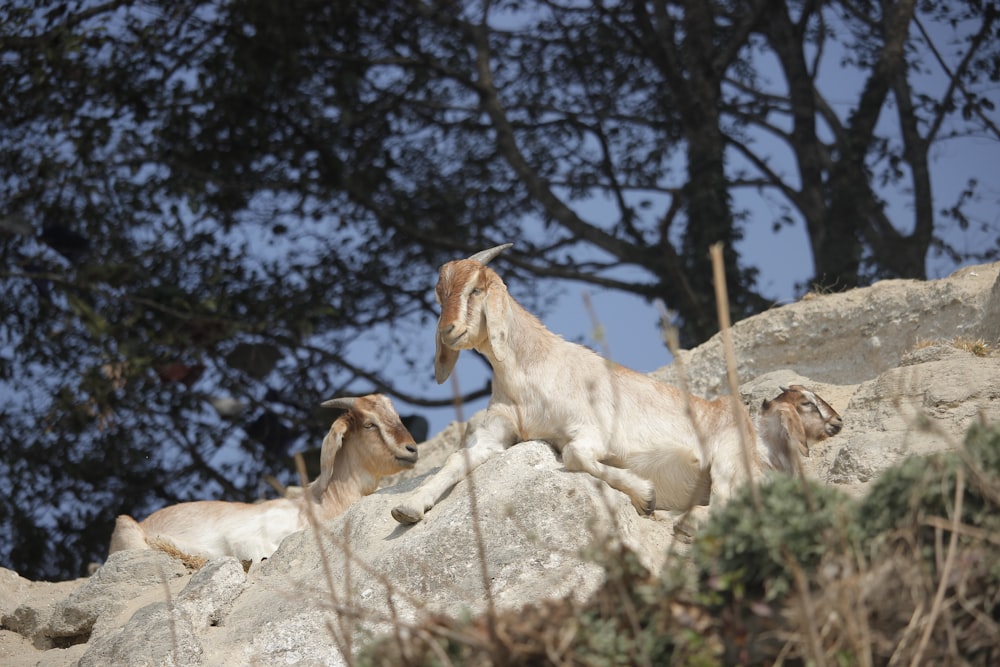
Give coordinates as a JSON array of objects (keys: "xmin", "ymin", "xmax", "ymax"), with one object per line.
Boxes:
[
  {"xmin": 857, "ymin": 420, "xmax": 1000, "ymax": 556},
  {"xmin": 692, "ymin": 474, "xmax": 857, "ymax": 603}
]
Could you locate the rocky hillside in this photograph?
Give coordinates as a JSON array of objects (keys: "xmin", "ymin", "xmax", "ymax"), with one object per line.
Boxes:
[{"xmin": 2, "ymin": 262, "xmax": 997, "ymax": 666}]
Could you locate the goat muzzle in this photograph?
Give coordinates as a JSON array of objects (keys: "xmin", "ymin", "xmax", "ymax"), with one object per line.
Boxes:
[
  {"xmin": 438, "ymin": 324, "xmax": 467, "ymax": 348},
  {"xmin": 396, "ymin": 445, "xmax": 419, "ymax": 467}
]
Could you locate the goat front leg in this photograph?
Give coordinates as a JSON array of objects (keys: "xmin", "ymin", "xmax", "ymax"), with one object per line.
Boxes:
[
  {"xmin": 391, "ymin": 412, "xmax": 515, "ymax": 524},
  {"xmin": 561, "ymin": 435, "xmax": 656, "ymax": 516}
]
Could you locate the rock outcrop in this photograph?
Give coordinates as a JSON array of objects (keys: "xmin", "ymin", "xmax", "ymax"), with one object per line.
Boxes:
[{"xmin": 2, "ymin": 262, "xmax": 997, "ymax": 666}]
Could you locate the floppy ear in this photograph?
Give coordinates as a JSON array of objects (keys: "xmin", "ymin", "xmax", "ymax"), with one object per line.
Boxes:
[
  {"xmin": 320, "ymin": 417, "xmax": 349, "ymax": 475},
  {"xmin": 484, "ymin": 280, "xmax": 511, "ymax": 363},
  {"xmin": 435, "ymin": 336, "xmax": 460, "ymax": 384},
  {"xmin": 779, "ymin": 409, "xmax": 809, "ymax": 457}
]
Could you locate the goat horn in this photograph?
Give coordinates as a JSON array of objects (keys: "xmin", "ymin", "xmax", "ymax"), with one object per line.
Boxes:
[
  {"xmin": 468, "ymin": 243, "xmax": 513, "ymax": 265},
  {"xmin": 321, "ymin": 396, "xmax": 359, "ymax": 409}
]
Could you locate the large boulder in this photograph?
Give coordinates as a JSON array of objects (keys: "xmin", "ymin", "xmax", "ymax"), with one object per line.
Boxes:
[
  {"xmin": 651, "ymin": 262, "xmax": 999, "ymax": 397},
  {"xmin": 2, "ymin": 261, "xmax": 998, "ymax": 666}
]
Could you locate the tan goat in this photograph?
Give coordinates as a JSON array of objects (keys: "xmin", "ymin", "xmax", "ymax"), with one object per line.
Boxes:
[
  {"xmin": 110, "ymin": 394, "xmax": 418, "ymax": 564},
  {"xmin": 391, "ymin": 243, "xmax": 801, "ymax": 525}
]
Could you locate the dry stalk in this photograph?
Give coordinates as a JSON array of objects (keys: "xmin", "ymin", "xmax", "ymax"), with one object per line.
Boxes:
[
  {"xmin": 783, "ymin": 547, "xmax": 827, "ymax": 667},
  {"xmin": 653, "ymin": 298, "xmax": 717, "ymax": 538},
  {"xmin": 652, "ymin": 300, "xmax": 722, "ymax": 551},
  {"xmin": 296, "ymin": 453, "xmax": 354, "ymax": 663},
  {"xmin": 582, "ymin": 290, "xmax": 613, "ymax": 360},
  {"xmin": 709, "ymin": 243, "xmax": 760, "ymax": 512},
  {"xmin": 445, "ymin": 371, "xmax": 499, "ymax": 658},
  {"xmin": 922, "ymin": 515, "xmax": 1000, "ymax": 546},
  {"xmin": 909, "ymin": 467, "xmax": 965, "ymax": 666},
  {"xmin": 158, "ymin": 563, "xmax": 181, "ymax": 664}
]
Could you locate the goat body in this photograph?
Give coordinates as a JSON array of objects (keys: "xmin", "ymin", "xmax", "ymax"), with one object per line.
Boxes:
[
  {"xmin": 110, "ymin": 394, "xmax": 418, "ymax": 563},
  {"xmin": 392, "ymin": 245, "xmax": 785, "ymax": 525}
]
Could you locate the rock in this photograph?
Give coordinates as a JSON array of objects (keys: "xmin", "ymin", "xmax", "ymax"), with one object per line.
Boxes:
[
  {"xmin": 3, "ymin": 574, "xmax": 89, "ymax": 650},
  {"xmin": 48, "ymin": 550, "xmax": 189, "ymax": 643},
  {"xmin": 204, "ymin": 441, "xmax": 680, "ymax": 665},
  {"xmin": 650, "ymin": 261, "xmax": 999, "ymax": 398},
  {"xmin": 78, "ymin": 557, "xmax": 246, "ymax": 667},
  {"xmin": 3, "ymin": 261, "xmax": 999, "ymax": 666}
]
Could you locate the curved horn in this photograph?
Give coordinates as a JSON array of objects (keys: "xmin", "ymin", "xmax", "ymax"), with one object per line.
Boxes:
[
  {"xmin": 321, "ymin": 396, "xmax": 359, "ymax": 410},
  {"xmin": 468, "ymin": 243, "xmax": 512, "ymax": 265}
]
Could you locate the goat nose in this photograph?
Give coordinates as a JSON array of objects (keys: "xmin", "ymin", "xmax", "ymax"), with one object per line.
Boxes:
[
  {"xmin": 405, "ymin": 444, "xmax": 418, "ymax": 455},
  {"xmin": 439, "ymin": 323, "xmax": 455, "ymax": 335}
]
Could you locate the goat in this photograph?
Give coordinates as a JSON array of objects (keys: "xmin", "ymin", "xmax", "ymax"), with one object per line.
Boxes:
[
  {"xmin": 757, "ymin": 384, "xmax": 843, "ymax": 473},
  {"xmin": 392, "ymin": 243, "xmax": 773, "ymax": 525},
  {"xmin": 110, "ymin": 394, "xmax": 418, "ymax": 564}
]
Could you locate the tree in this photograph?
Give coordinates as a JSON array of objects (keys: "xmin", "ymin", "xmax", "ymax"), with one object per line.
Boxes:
[{"xmin": 1, "ymin": 0, "xmax": 996, "ymax": 580}]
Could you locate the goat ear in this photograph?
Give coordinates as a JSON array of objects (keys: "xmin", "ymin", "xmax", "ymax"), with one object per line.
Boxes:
[
  {"xmin": 435, "ymin": 335, "xmax": 460, "ymax": 384},
  {"xmin": 320, "ymin": 418, "xmax": 349, "ymax": 473},
  {"xmin": 484, "ymin": 280, "xmax": 511, "ymax": 363},
  {"xmin": 779, "ymin": 410, "xmax": 809, "ymax": 457}
]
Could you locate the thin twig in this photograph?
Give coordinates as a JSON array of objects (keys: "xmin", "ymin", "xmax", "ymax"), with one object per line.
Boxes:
[
  {"xmin": 451, "ymin": 373, "xmax": 498, "ymax": 660},
  {"xmin": 910, "ymin": 467, "xmax": 965, "ymax": 666},
  {"xmin": 654, "ymin": 298, "xmax": 713, "ymax": 525},
  {"xmin": 785, "ymin": 547, "xmax": 828, "ymax": 667},
  {"xmin": 295, "ymin": 454, "xmax": 353, "ymax": 663},
  {"xmin": 709, "ymin": 243, "xmax": 760, "ymax": 511}
]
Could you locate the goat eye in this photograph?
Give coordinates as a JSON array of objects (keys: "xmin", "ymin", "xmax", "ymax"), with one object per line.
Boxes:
[
  {"xmin": 364, "ymin": 422, "xmax": 376, "ymax": 430},
  {"xmin": 801, "ymin": 402, "xmax": 818, "ymax": 411},
  {"xmin": 470, "ymin": 287, "xmax": 483, "ymax": 296}
]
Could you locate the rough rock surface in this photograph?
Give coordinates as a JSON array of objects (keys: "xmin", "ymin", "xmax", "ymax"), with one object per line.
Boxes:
[
  {"xmin": 2, "ymin": 262, "xmax": 998, "ymax": 666},
  {"xmin": 651, "ymin": 262, "xmax": 999, "ymax": 397}
]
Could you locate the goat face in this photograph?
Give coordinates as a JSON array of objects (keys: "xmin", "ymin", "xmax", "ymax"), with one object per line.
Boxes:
[
  {"xmin": 323, "ymin": 394, "xmax": 419, "ymax": 476},
  {"xmin": 436, "ymin": 260, "xmax": 492, "ymax": 352},
  {"xmin": 784, "ymin": 384, "xmax": 843, "ymax": 441},
  {"xmin": 762, "ymin": 384, "xmax": 843, "ymax": 447},
  {"xmin": 434, "ymin": 248, "xmax": 513, "ymax": 383}
]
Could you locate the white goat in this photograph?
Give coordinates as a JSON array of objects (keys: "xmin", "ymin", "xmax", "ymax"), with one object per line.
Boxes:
[
  {"xmin": 392, "ymin": 244, "xmax": 773, "ymax": 524},
  {"xmin": 110, "ymin": 394, "xmax": 418, "ymax": 564},
  {"xmin": 756, "ymin": 384, "xmax": 843, "ymax": 473}
]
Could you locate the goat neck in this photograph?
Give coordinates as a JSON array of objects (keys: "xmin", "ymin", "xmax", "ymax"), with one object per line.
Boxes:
[
  {"xmin": 476, "ymin": 292, "xmax": 556, "ymax": 372},
  {"xmin": 303, "ymin": 443, "xmax": 380, "ymax": 524}
]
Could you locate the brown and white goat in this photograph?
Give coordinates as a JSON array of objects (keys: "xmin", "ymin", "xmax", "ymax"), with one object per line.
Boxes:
[
  {"xmin": 391, "ymin": 243, "xmax": 786, "ymax": 525},
  {"xmin": 757, "ymin": 384, "xmax": 843, "ymax": 473},
  {"xmin": 109, "ymin": 394, "xmax": 418, "ymax": 564}
]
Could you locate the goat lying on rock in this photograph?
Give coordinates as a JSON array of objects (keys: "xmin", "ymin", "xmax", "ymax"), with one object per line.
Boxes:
[
  {"xmin": 391, "ymin": 244, "xmax": 842, "ymax": 525},
  {"xmin": 110, "ymin": 394, "xmax": 418, "ymax": 564}
]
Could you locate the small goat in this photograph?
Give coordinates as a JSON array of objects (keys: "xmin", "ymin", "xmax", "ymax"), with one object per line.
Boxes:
[
  {"xmin": 110, "ymin": 394, "xmax": 418, "ymax": 564},
  {"xmin": 757, "ymin": 384, "xmax": 843, "ymax": 473},
  {"xmin": 392, "ymin": 244, "xmax": 783, "ymax": 525}
]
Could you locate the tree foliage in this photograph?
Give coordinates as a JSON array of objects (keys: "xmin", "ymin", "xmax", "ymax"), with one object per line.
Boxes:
[{"xmin": 1, "ymin": 0, "xmax": 997, "ymax": 579}]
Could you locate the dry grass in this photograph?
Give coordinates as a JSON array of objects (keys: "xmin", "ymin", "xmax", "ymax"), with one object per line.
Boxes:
[{"xmin": 913, "ymin": 336, "xmax": 994, "ymax": 357}]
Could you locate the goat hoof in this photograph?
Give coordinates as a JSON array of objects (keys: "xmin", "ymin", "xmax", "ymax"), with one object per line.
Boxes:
[
  {"xmin": 634, "ymin": 489, "xmax": 656, "ymax": 517},
  {"xmin": 391, "ymin": 506, "xmax": 422, "ymax": 525}
]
